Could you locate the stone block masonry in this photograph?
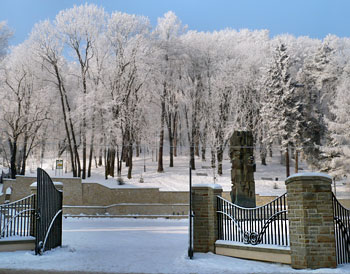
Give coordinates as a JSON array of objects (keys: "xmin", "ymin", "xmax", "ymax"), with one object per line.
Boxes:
[
  {"xmin": 192, "ymin": 184, "xmax": 223, "ymax": 253},
  {"xmin": 285, "ymin": 173, "xmax": 337, "ymax": 269}
]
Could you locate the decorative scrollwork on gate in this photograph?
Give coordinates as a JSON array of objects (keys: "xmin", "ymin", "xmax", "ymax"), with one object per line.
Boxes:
[
  {"xmin": 242, "ymin": 210, "xmax": 287, "ymax": 245},
  {"xmin": 244, "ymin": 231, "xmax": 259, "ymax": 245}
]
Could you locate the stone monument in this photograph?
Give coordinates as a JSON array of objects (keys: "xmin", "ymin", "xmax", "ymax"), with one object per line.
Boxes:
[{"xmin": 230, "ymin": 131, "xmax": 256, "ymax": 207}]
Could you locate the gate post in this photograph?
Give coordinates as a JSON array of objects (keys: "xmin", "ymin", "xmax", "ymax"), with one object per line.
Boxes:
[
  {"xmin": 30, "ymin": 182, "xmax": 38, "ymax": 237},
  {"xmin": 192, "ymin": 184, "xmax": 222, "ymax": 253},
  {"xmin": 285, "ymin": 173, "xmax": 337, "ymax": 269}
]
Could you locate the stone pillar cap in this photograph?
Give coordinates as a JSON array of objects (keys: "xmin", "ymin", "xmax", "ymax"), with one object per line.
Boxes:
[
  {"xmin": 286, "ymin": 172, "xmax": 332, "ymax": 185},
  {"xmin": 30, "ymin": 181, "xmax": 63, "ymax": 188}
]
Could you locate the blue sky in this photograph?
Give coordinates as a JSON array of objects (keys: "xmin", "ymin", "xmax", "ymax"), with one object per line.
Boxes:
[{"xmin": 1, "ymin": 0, "xmax": 350, "ymax": 45}]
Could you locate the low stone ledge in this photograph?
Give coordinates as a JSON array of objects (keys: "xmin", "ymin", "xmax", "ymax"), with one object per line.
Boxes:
[
  {"xmin": 0, "ymin": 237, "xmax": 35, "ymax": 252},
  {"xmin": 215, "ymin": 240, "xmax": 291, "ymax": 265}
]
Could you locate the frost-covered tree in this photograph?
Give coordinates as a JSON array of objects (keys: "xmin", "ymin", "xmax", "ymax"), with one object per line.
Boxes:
[
  {"xmin": 0, "ymin": 21, "xmax": 12, "ymax": 59},
  {"xmin": 261, "ymin": 43, "xmax": 302, "ymax": 177},
  {"xmin": 29, "ymin": 20, "xmax": 82, "ymax": 177},
  {"xmin": 0, "ymin": 42, "xmax": 50, "ymax": 178},
  {"xmin": 55, "ymin": 4, "xmax": 108, "ymax": 179},
  {"xmin": 3, "ymin": 6, "xmax": 350, "ymax": 180},
  {"xmin": 152, "ymin": 11, "xmax": 186, "ymax": 171},
  {"xmin": 298, "ymin": 41, "xmax": 340, "ymax": 169},
  {"xmin": 98, "ymin": 11, "xmax": 150, "ymax": 179},
  {"xmin": 322, "ymin": 63, "xmax": 350, "ymax": 177}
]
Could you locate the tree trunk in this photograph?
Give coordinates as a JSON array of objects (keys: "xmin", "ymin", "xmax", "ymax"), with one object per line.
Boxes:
[
  {"xmin": 117, "ymin": 145, "xmax": 122, "ymax": 177},
  {"xmin": 19, "ymin": 134, "xmax": 29, "ymax": 175},
  {"xmin": 56, "ymin": 64, "xmax": 80, "ymax": 177},
  {"xmin": 98, "ymin": 146, "xmax": 103, "ymax": 166},
  {"xmin": 104, "ymin": 148, "xmax": 109, "ymax": 180},
  {"xmin": 136, "ymin": 141, "xmax": 140, "ymax": 158},
  {"xmin": 169, "ymin": 134, "xmax": 174, "ymax": 168},
  {"xmin": 201, "ymin": 128, "xmax": 207, "ymax": 161},
  {"xmin": 285, "ymin": 146, "xmax": 290, "ymax": 178},
  {"xmin": 88, "ymin": 143, "xmax": 93, "ymax": 178},
  {"xmin": 211, "ymin": 148, "xmax": 216, "ymax": 168},
  {"xmin": 173, "ymin": 114, "xmax": 178, "ymax": 157},
  {"xmin": 109, "ymin": 147, "xmax": 115, "ymax": 177},
  {"xmin": 9, "ymin": 139, "xmax": 17, "ymax": 179},
  {"xmin": 217, "ymin": 146, "xmax": 223, "ymax": 176},
  {"xmin": 295, "ymin": 150, "xmax": 299, "ymax": 173},
  {"xmin": 82, "ymin": 133, "xmax": 86, "ymax": 179},
  {"xmin": 158, "ymin": 101, "xmax": 165, "ymax": 173},
  {"xmin": 88, "ymin": 115, "xmax": 95, "ymax": 178},
  {"xmin": 260, "ymin": 144, "xmax": 267, "ymax": 166},
  {"xmin": 166, "ymin": 108, "xmax": 176, "ymax": 168},
  {"xmin": 127, "ymin": 143, "xmax": 133, "ymax": 179},
  {"xmin": 201, "ymin": 146, "xmax": 206, "ymax": 161},
  {"xmin": 195, "ymin": 133, "xmax": 200, "ymax": 157},
  {"xmin": 20, "ymin": 141, "xmax": 28, "ymax": 176},
  {"xmin": 94, "ymin": 155, "xmax": 98, "ymax": 168}
]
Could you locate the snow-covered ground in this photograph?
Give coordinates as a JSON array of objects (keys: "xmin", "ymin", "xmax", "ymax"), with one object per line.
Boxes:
[
  {"xmin": 1, "ymin": 217, "xmax": 349, "ymax": 274},
  {"xmin": 2, "ymin": 150, "xmax": 350, "ymax": 198},
  {"xmin": 1, "ymin": 153, "xmax": 350, "ymax": 273},
  {"xmin": 26, "ymin": 151, "xmax": 349, "ymax": 198}
]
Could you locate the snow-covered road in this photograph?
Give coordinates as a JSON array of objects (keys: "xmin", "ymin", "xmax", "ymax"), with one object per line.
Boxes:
[{"xmin": 1, "ymin": 218, "xmax": 349, "ymax": 273}]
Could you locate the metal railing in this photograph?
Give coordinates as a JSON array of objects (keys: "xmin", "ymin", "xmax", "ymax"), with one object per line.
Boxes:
[
  {"xmin": 0, "ymin": 194, "xmax": 36, "ymax": 239},
  {"xmin": 217, "ymin": 193, "xmax": 289, "ymax": 246},
  {"xmin": 333, "ymin": 193, "xmax": 350, "ymax": 264}
]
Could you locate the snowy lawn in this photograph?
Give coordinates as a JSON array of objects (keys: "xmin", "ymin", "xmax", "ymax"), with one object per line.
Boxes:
[
  {"xmin": 4, "ymin": 149, "xmax": 350, "ymax": 198},
  {"xmin": 1, "ymin": 218, "xmax": 350, "ymax": 273}
]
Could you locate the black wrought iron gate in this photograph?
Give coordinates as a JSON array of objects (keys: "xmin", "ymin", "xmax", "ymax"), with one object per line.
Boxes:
[
  {"xmin": 35, "ymin": 168, "xmax": 63, "ymax": 255},
  {"xmin": 332, "ymin": 193, "xmax": 350, "ymax": 264}
]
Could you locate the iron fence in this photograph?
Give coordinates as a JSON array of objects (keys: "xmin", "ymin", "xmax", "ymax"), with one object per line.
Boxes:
[
  {"xmin": 333, "ymin": 193, "xmax": 350, "ymax": 264},
  {"xmin": 217, "ymin": 193, "xmax": 289, "ymax": 246},
  {"xmin": 0, "ymin": 194, "xmax": 36, "ymax": 239}
]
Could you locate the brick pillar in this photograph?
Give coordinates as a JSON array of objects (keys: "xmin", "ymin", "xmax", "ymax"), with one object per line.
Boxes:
[
  {"xmin": 193, "ymin": 184, "xmax": 223, "ymax": 253},
  {"xmin": 285, "ymin": 173, "xmax": 337, "ymax": 269}
]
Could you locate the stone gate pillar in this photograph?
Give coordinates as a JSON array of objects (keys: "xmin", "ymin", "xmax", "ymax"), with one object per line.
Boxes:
[
  {"xmin": 230, "ymin": 131, "xmax": 256, "ymax": 207},
  {"xmin": 285, "ymin": 173, "xmax": 337, "ymax": 269},
  {"xmin": 192, "ymin": 184, "xmax": 223, "ymax": 253}
]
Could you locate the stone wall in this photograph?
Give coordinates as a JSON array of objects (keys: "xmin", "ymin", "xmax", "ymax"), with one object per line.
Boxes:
[
  {"xmin": 82, "ymin": 184, "xmax": 161, "ymax": 205},
  {"xmin": 1, "ymin": 175, "xmax": 264, "ymax": 206},
  {"xmin": 1, "ymin": 176, "xmax": 82, "ymax": 205}
]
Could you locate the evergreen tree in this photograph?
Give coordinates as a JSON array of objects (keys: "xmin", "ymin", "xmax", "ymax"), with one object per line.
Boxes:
[
  {"xmin": 261, "ymin": 43, "xmax": 302, "ymax": 177},
  {"xmin": 298, "ymin": 42, "xmax": 339, "ymax": 169},
  {"xmin": 322, "ymin": 64, "xmax": 350, "ymax": 177}
]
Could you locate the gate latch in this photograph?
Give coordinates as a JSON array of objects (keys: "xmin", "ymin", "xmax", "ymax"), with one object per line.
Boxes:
[{"xmin": 36, "ymin": 210, "xmax": 41, "ymax": 220}]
